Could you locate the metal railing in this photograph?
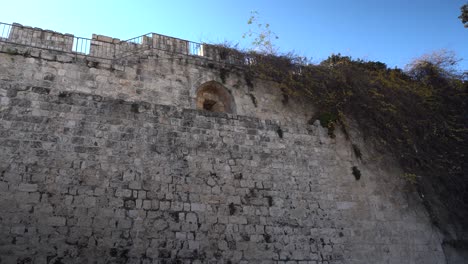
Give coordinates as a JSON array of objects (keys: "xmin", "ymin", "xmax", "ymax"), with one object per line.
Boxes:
[
  {"xmin": 0, "ymin": 22, "xmax": 104, "ymax": 58},
  {"xmin": 72, "ymin": 38, "xmax": 91, "ymax": 55},
  {"xmin": 115, "ymin": 33, "xmax": 153, "ymax": 59},
  {"xmin": 0, "ymin": 22, "xmax": 11, "ymax": 41},
  {"xmin": 0, "ymin": 22, "xmax": 281, "ymax": 69},
  {"xmin": 188, "ymin": 42, "xmax": 204, "ymax": 56}
]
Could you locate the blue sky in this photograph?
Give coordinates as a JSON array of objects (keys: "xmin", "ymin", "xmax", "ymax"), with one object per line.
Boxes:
[{"xmin": 1, "ymin": 0, "xmax": 467, "ymax": 70}]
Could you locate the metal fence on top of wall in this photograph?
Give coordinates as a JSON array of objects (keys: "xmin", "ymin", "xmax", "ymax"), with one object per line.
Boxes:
[{"xmin": 0, "ymin": 22, "xmax": 250, "ymax": 65}]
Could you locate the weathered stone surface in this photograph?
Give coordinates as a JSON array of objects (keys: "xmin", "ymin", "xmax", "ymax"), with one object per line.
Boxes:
[{"xmin": 0, "ymin": 28, "xmax": 449, "ymax": 264}]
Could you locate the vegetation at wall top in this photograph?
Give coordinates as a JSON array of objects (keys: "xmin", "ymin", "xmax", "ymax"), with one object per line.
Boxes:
[{"xmin": 216, "ymin": 44, "xmax": 467, "ymax": 238}]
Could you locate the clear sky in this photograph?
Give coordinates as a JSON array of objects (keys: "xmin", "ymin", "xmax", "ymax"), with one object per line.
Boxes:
[{"xmin": 1, "ymin": 0, "xmax": 467, "ymax": 70}]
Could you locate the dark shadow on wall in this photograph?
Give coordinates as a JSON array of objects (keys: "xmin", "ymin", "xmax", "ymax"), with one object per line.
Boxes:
[{"xmin": 196, "ymin": 81, "xmax": 235, "ymax": 114}]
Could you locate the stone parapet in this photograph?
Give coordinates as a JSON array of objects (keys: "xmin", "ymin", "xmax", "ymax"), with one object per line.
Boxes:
[{"xmin": 7, "ymin": 23, "xmax": 74, "ymax": 52}]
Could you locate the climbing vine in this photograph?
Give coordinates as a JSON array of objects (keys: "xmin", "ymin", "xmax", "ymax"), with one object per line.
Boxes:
[{"xmin": 212, "ymin": 44, "xmax": 467, "ymax": 236}]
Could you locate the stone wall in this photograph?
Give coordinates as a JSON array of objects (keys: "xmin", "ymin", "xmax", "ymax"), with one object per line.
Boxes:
[
  {"xmin": 0, "ymin": 39, "xmax": 310, "ymax": 124},
  {"xmin": 3, "ymin": 22, "xmax": 252, "ymax": 63},
  {"xmin": 0, "ymin": 26, "xmax": 448, "ymax": 264},
  {"xmin": 7, "ymin": 23, "xmax": 74, "ymax": 52}
]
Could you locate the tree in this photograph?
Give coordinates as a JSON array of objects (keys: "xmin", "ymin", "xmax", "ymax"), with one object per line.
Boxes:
[
  {"xmin": 405, "ymin": 49, "xmax": 462, "ymax": 83},
  {"xmin": 242, "ymin": 11, "xmax": 279, "ymax": 54},
  {"xmin": 459, "ymin": 4, "xmax": 468, "ymax": 28}
]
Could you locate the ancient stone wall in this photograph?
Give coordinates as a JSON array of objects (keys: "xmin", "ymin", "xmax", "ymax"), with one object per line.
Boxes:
[
  {"xmin": 0, "ymin": 25, "xmax": 448, "ymax": 264},
  {"xmin": 0, "ymin": 38, "xmax": 309, "ymax": 124},
  {"xmin": 7, "ymin": 23, "xmax": 74, "ymax": 52}
]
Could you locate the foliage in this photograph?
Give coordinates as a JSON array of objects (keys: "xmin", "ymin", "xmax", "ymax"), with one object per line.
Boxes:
[
  {"xmin": 459, "ymin": 4, "xmax": 468, "ymax": 28},
  {"xmin": 402, "ymin": 173, "xmax": 419, "ymax": 185},
  {"xmin": 207, "ymin": 42, "xmax": 246, "ymax": 65},
  {"xmin": 242, "ymin": 11, "xmax": 279, "ymax": 54},
  {"xmin": 405, "ymin": 49, "xmax": 462, "ymax": 82},
  {"xmin": 216, "ymin": 13, "xmax": 467, "ymax": 233},
  {"xmin": 232, "ymin": 47, "xmax": 467, "ymax": 234}
]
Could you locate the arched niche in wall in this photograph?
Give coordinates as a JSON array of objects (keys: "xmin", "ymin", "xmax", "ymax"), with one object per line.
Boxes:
[{"xmin": 195, "ymin": 81, "xmax": 235, "ymax": 114}]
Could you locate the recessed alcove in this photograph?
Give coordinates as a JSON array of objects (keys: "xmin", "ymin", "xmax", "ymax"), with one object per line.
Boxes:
[{"xmin": 196, "ymin": 81, "xmax": 235, "ymax": 114}]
